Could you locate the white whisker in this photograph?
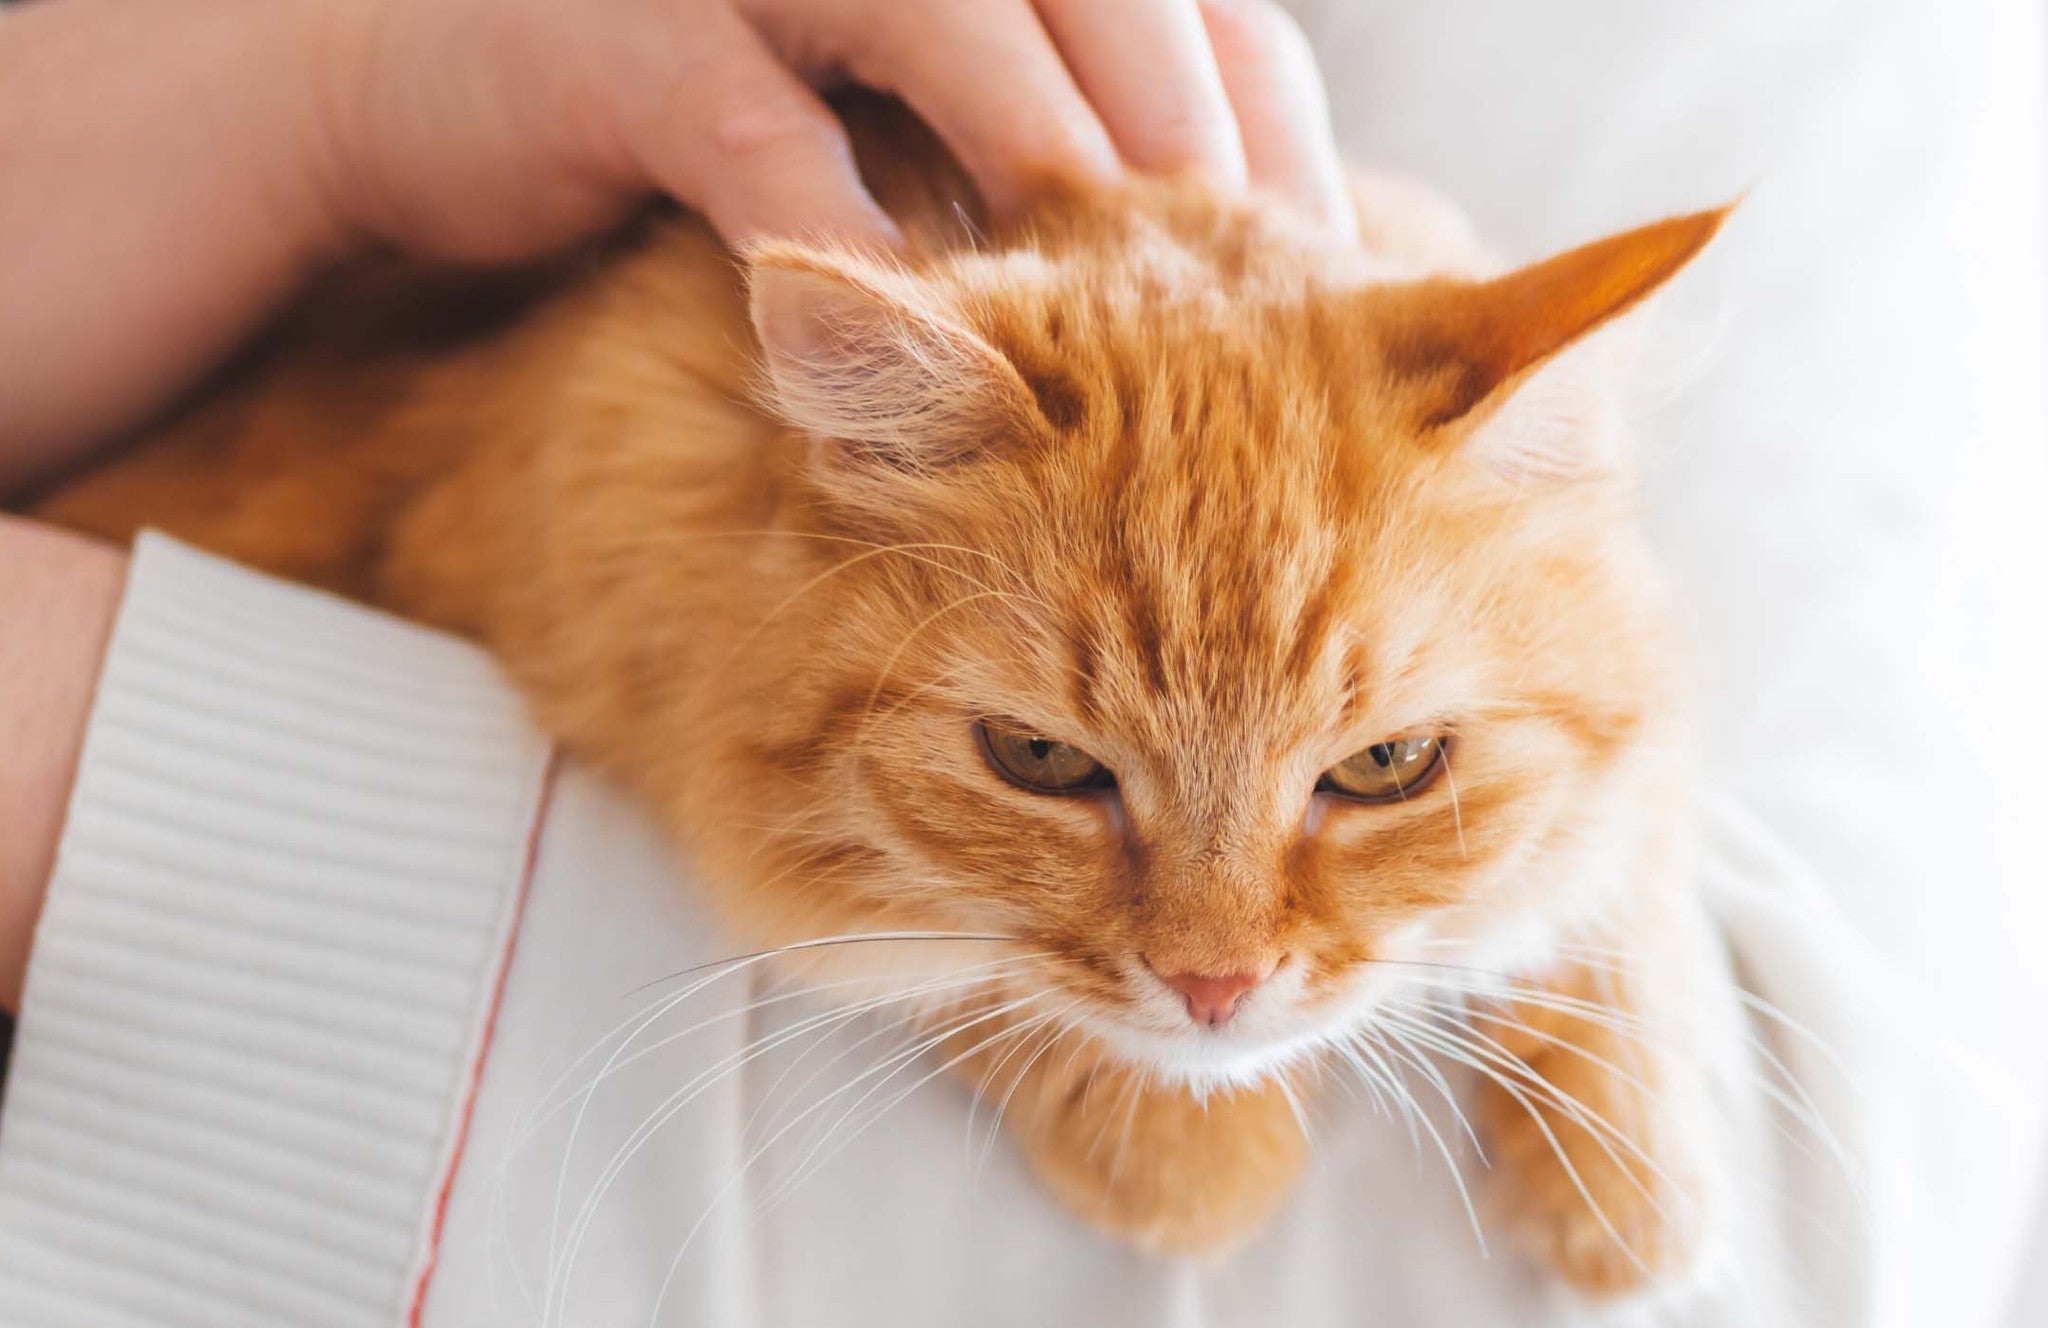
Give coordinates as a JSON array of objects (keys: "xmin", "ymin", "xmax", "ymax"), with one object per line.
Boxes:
[
  {"xmin": 642, "ymin": 998, "xmax": 1063, "ymax": 1326},
  {"xmin": 1440, "ymin": 745, "xmax": 1469, "ymax": 860},
  {"xmin": 979, "ymin": 1016, "xmax": 1077, "ymax": 1171},
  {"xmin": 1377, "ymin": 1005, "xmax": 1674, "ymax": 1276},
  {"xmin": 1355, "ymin": 1024, "xmax": 1489, "ymax": 1255},
  {"xmin": 542, "ymin": 962, "xmax": 1028, "ymax": 1327}
]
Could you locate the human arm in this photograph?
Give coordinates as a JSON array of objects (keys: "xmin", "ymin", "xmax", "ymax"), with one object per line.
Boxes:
[{"xmin": 0, "ymin": 518, "xmax": 125, "ymax": 1013}]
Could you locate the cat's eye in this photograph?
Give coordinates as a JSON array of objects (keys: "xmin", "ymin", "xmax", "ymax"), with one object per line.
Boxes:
[
  {"xmin": 977, "ymin": 719, "xmax": 1114, "ymax": 795},
  {"xmin": 1318, "ymin": 733, "xmax": 1448, "ymax": 803}
]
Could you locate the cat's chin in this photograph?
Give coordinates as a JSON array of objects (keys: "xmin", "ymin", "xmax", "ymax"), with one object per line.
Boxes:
[{"xmin": 1084, "ymin": 1016, "xmax": 1336, "ymax": 1093}]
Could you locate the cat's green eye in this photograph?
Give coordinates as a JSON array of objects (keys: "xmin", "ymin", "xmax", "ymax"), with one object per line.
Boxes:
[
  {"xmin": 1319, "ymin": 733, "xmax": 1448, "ymax": 803},
  {"xmin": 977, "ymin": 719, "xmax": 1114, "ymax": 795}
]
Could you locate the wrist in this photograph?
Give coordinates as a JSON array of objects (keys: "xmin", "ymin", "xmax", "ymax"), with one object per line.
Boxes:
[{"xmin": 0, "ymin": 520, "xmax": 127, "ymax": 1013}]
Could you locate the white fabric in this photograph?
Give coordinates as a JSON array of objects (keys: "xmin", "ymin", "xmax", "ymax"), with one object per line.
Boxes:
[
  {"xmin": 6, "ymin": 0, "xmax": 2046, "ymax": 1324},
  {"xmin": 0, "ymin": 535, "xmax": 552, "ymax": 1327}
]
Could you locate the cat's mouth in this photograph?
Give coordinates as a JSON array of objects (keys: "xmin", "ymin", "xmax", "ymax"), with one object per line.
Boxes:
[{"xmin": 1073, "ymin": 956, "xmax": 1372, "ymax": 1088}]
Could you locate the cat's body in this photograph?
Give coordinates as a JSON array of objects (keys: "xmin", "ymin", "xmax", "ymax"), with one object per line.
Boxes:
[{"xmin": 32, "ymin": 104, "xmax": 1731, "ymax": 1296}]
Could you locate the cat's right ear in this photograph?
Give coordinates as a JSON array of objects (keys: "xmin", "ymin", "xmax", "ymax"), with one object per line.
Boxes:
[{"xmin": 745, "ymin": 246, "xmax": 1040, "ymax": 472}]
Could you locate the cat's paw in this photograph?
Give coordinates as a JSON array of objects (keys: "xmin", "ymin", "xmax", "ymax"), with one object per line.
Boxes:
[
  {"xmin": 1493, "ymin": 1116, "xmax": 1706, "ymax": 1297},
  {"xmin": 1480, "ymin": 1027, "xmax": 1715, "ymax": 1296},
  {"xmin": 1020, "ymin": 1068, "xmax": 1309, "ymax": 1256}
]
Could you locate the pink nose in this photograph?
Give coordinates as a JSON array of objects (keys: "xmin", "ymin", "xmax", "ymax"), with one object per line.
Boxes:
[{"xmin": 1150, "ymin": 965, "xmax": 1271, "ymax": 1028}]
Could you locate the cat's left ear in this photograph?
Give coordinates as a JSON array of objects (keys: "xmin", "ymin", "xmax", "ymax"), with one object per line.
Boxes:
[
  {"xmin": 1375, "ymin": 204, "xmax": 1731, "ymax": 482},
  {"xmin": 746, "ymin": 245, "xmax": 1040, "ymax": 471}
]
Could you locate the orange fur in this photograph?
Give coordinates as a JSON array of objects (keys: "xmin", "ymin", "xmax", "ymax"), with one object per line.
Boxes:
[{"xmin": 27, "ymin": 101, "xmax": 1730, "ymax": 1292}]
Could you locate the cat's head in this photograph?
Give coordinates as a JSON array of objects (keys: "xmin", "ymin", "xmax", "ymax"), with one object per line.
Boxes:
[{"xmin": 722, "ymin": 186, "xmax": 1721, "ymax": 1085}]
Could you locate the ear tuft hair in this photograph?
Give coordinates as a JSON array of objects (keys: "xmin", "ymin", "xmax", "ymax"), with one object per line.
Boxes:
[{"xmin": 746, "ymin": 246, "xmax": 1040, "ymax": 472}]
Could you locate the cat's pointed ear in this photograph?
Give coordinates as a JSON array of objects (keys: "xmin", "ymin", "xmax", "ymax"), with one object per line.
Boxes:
[
  {"xmin": 1377, "ymin": 205, "xmax": 1731, "ymax": 481},
  {"xmin": 746, "ymin": 245, "xmax": 1040, "ymax": 470}
]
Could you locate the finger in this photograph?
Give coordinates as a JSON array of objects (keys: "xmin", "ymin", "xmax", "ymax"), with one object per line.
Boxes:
[
  {"xmin": 623, "ymin": 2, "xmax": 899, "ymax": 247},
  {"xmin": 1200, "ymin": 0, "xmax": 1353, "ymax": 236},
  {"xmin": 1035, "ymin": 0, "xmax": 1246, "ymax": 188},
  {"xmin": 852, "ymin": 0, "xmax": 1120, "ymax": 217}
]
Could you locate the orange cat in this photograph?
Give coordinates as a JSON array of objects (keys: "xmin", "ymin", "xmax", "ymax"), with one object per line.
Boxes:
[{"xmin": 32, "ymin": 106, "xmax": 1730, "ymax": 1296}]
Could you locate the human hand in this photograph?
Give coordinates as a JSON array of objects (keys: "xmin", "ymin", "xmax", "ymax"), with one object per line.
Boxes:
[
  {"xmin": 310, "ymin": 0, "xmax": 1354, "ymax": 259},
  {"xmin": 0, "ymin": 519, "xmax": 126, "ymax": 1013},
  {"xmin": 1, "ymin": 0, "xmax": 1348, "ymax": 472}
]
